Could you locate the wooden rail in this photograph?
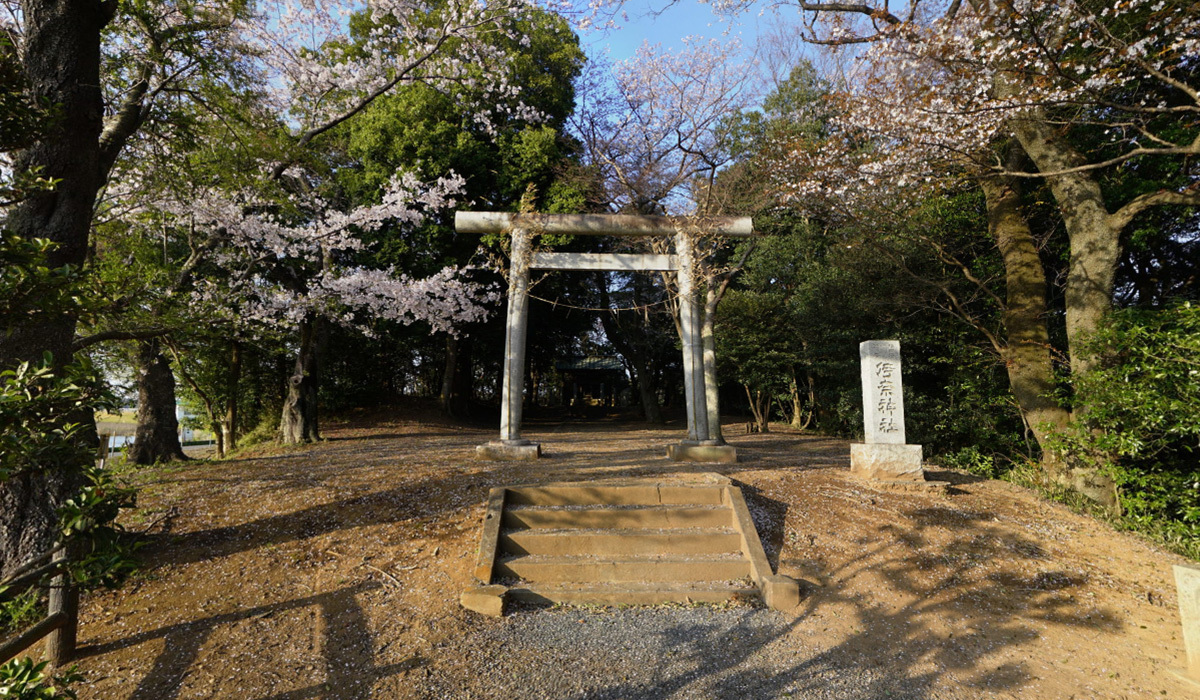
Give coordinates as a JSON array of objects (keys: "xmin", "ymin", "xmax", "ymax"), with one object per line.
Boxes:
[{"xmin": 0, "ymin": 546, "xmax": 77, "ymax": 666}]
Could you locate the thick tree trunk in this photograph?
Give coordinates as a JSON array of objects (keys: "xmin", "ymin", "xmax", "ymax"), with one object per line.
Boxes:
[
  {"xmin": 127, "ymin": 338, "xmax": 188, "ymax": 464},
  {"xmin": 212, "ymin": 423, "xmax": 225, "ymax": 459},
  {"xmin": 0, "ymin": 0, "xmax": 113, "ymax": 576},
  {"xmin": 1009, "ymin": 117, "xmax": 1121, "ymax": 509},
  {"xmin": 221, "ymin": 340, "xmax": 241, "ymax": 453},
  {"xmin": 1011, "ymin": 113, "xmax": 1121, "ymax": 378},
  {"xmin": 280, "ymin": 316, "xmax": 324, "ymax": 443},
  {"xmin": 980, "ymin": 170, "xmax": 1072, "ymax": 454}
]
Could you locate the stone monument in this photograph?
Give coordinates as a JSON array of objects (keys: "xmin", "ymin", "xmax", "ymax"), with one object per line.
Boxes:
[
  {"xmin": 1171, "ymin": 563, "xmax": 1200, "ymax": 689},
  {"xmin": 850, "ymin": 340, "xmax": 926, "ymax": 481}
]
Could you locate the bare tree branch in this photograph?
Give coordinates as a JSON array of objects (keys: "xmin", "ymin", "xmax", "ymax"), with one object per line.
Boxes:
[
  {"xmin": 1109, "ymin": 188, "xmax": 1200, "ymax": 233},
  {"xmin": 72, "ymin": 327, "xmax": 177, "ymax": 352}
]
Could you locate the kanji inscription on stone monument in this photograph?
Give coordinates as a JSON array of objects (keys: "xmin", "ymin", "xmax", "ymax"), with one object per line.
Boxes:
[{"xmin": 860, "ymin": 340, "xmax": 905, "ymax": 444}]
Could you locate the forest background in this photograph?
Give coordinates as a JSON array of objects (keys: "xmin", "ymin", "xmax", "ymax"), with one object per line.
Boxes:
[{"xmin": 0, "ymin": 2, "xmax": 1198, "ymax": 678}]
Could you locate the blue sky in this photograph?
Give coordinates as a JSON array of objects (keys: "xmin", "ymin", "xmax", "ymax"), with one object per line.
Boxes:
[{"xmin": 581, "ymin": 1, "xmax": 787, "ymax": 64}]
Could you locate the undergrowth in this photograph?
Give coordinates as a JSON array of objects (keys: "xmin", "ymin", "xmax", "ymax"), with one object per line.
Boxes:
[
  {"xmin": 0, "ymin": 658, "xmax": 81, "ymax": 699},
  {"xmin": 0, "ymin": 588, "xmax": 41, "ymax": 637},
  {"xmin": 1003, "ymin": 461, "xmax": 1200, "ymax": 562}
]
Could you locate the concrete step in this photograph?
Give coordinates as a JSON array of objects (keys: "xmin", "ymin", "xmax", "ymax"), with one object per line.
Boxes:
[
  {"xmin": 496, "ymin": 553, "xmax": 751, "ymax": 583},
  {"xmin": 502, "ymin": 505, "xmax": 732, "ymax": 530},
  {"xmin": 507, "ymin": 485, "xmax": 724, "ymax": 506},
  {"xmin": 500, "ymin": 528, "xmax": 742, "ymax": 556},
  {"xmin": 462, "ymin": 479, "xmax": 803, "ymax": 617},
  {"xmin": 506, "ymin": 581, "xmax": 759, "ymax": 606}
]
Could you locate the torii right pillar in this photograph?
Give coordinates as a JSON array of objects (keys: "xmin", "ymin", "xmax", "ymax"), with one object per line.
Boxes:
[{"xmin": 666, "ymin": 228, "xmax": 737, "ymax": 464}]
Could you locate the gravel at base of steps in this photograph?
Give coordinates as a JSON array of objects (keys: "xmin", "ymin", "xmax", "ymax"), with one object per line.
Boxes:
[{"xmin": 420, "ymin": 606, "xmax": 968, "ymax": 700}]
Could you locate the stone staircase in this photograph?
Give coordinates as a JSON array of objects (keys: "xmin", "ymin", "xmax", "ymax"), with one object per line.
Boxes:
[{"xmin": 460, "ymin": 478, "xmax": 801, "ymax": 616}]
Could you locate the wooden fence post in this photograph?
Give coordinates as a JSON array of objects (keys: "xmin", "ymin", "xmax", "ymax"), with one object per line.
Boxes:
[{"xmin": 44, "ymin": 548, "xmax": 77, "ymax": 666}]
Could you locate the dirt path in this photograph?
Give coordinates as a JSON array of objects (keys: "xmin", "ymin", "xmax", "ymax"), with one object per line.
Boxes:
[{"xmin": 68, "ymin": 410, "xmax": 1193, "ymax": 698}]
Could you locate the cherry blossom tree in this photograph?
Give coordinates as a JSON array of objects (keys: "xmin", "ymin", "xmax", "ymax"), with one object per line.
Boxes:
[
  {"xmin": 577, "ymin": 0, "xmax": 1196, "ymax": 502},
  {"xmin": 571, "ymin": 39, "xmax": 761, "ymax": 437},
  {"xmin": 747, "ymin": 0, "xmax": 1200, "ymax": 505},
  {"xmin": 153, "ymin": 169, "xmax": 498, "ymax": 443},
  {"xmin": 0, "ymin": 0, "xmax": 543, "ymax": 572}
]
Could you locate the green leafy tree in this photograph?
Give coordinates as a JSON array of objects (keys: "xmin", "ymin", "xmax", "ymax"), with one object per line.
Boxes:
[
  {"xmin": 715, "ymin": 290, "xmax": 800, "ymax": 432},
  {"xmin": 327, "ymin": 7, "xmax": 591, "ymax": 416}
]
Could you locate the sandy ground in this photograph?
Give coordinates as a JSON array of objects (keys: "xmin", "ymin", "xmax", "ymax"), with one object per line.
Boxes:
[{"xmin": 63, "ymin": 408, "xmax": 1195, "ymax": 699}]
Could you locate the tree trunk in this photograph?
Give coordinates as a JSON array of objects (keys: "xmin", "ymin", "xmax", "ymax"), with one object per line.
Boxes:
[
  {"xmin": 633, "ymin": 359, "xmax": 665, "ymax": 423},
  {"xmin": 164, "ymin": 338, "xmax": 225, "ymax": 458},
  {"xmin": 744, "ymin": 384, "xmax": 769, "ymax": 433},
  {"xmin": 1011, "ymin": 112, "xmax": 1121, "ymax": 378},
  {"xmin": 440, "ymin": 334, "xmax": 458, "ymax": 416},
  {"xmin": 280, "ymin": 315, "xmax": 324, "ymax": 443},
  {"xmin": 0, "ymin": 0, "xmax": 114, "ymax": 576},
  {"xmin": 221, "ymin": 340, "xmax": 241, "ymax": 453},
  {"xmin": 1009, "ymin": 116, "xmax": 1121, "ymax": 508},
  {"xmin": 980, "ymin": 169, "xmax": 1072, "ymax": 454},
  {"xmin": 127, "ymin": 338, "xmax": 188, "ymax": 464},
  {"xmin": 788, "ymin": 376, "xmax": 801, "ymax": 426},
  {"xmin": 789, "ymin": 372, "xmax": 816, "ymax": 430},
  {"xmin": 212, "ymin": 423, "xmax": 225, "ymax": 459}
]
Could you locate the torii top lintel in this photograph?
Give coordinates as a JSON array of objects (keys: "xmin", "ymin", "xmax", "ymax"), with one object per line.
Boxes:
[{"xmin": 454, "ymin": 212, "xmax": 754, "ymax": 238}]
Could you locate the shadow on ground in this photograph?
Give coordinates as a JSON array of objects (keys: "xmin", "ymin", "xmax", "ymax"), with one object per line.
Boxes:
[
  {"xmin": 88, "ymin": 417, "xmax": 1122, "ymax": 699},
  {"xmin": 421, "ymin": 502, "xmax": 1118, "ymax": 700}
]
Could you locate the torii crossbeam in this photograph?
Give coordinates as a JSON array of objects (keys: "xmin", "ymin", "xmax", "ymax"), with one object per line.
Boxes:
[{"xmin": 455, "ymin": 212, "xmax": 754, "ymax": 462}]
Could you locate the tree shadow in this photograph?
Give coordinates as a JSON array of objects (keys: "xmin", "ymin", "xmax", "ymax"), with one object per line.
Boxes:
[
  {"xmin": 736, "ymin": 480, "xmax": 790, "ymax": 570},
  {"xmin": 111, "ymin": 425, "xmax": 1121, "ymax": 698},
  {"xmin": 923, "ymin": 469, "xmax": 987, "ymax": 486},
  {"xmin": 423, "ymin": 501, "xmax": 1120, "ymax": 699},
  {"xmin": 78, "ymin": 581, "xmax": 422, "ymax": 699}
]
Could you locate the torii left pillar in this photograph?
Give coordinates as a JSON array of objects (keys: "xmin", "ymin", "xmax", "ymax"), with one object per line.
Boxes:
[{"xmin": 476, "ymin": 225, "xmax": 542, "ymax": 461}]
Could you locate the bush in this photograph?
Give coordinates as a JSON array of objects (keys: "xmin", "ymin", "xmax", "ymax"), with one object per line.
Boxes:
[
  {"xmin": 940, "ymin": 446, "xmax": 1001, "ymax": 478},
  {"xmin": 0, "ymin": 589, "xmax": 40, "ymax": 636},
  {"xmin": 0, "ymin": 658, "xmax": 81, "ymax": 700},
  {"xmin": 1051, "ymin": 303, "xmax": 1200, "ymax": 549}
]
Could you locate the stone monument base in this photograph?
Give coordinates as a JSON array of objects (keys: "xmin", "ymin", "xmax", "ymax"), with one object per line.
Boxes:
[
  {"xmin": 476, "ymin": 441, "xmax": 541, "ymax": 461},
  {"xmin": 850, "ymin": 443, "xmax": 924, "ymax": 481},
  {"xmin": 667, "ymin": 444, "xmax": 738, "ymax": 463}
]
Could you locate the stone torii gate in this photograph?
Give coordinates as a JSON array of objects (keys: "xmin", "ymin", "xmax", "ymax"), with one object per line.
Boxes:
[{"xmin": 456, "ymin": 212, "xmax": 754, "ymax": 462}]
